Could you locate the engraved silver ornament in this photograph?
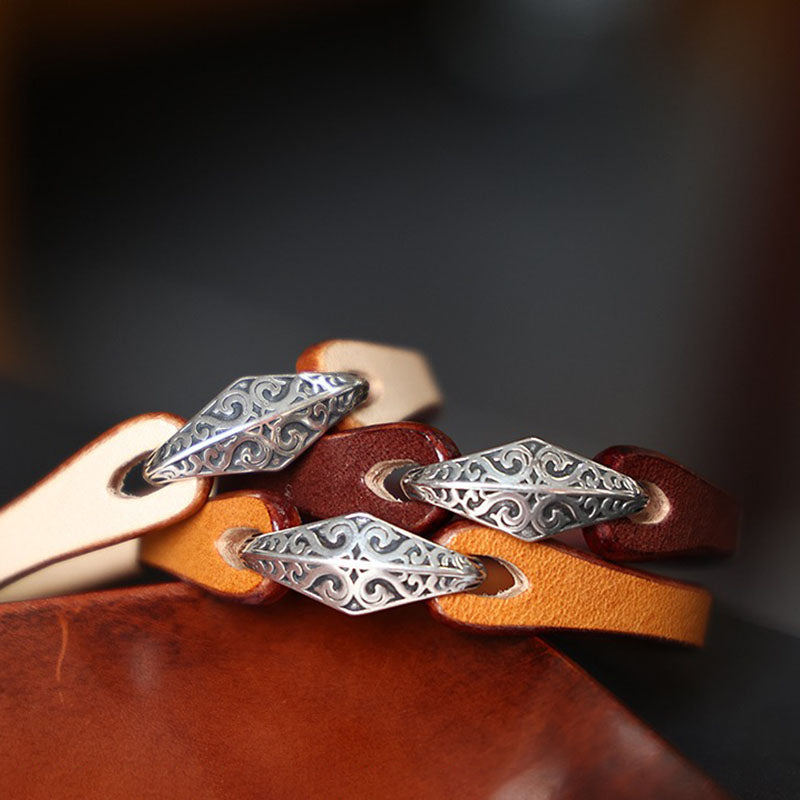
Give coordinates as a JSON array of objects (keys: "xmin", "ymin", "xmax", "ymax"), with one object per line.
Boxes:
[
  {"xmin": 143, "ymin": 372, "xmax": 368, "ymax": 484},
  {"xmin": 400, "ymin": 437, "xmax": 647, "ymax": 541},
  {"xmin": 240, "ymin": 513, "xmax": 486, "ymax": 615}
]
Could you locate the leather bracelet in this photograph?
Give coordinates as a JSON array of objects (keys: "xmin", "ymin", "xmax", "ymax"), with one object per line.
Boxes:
[
  {"xmin": 0, "ymin": 339, "xmax": 736, "ymax": 648},
  {"xmin": 140, "ymin": 493, "xmax": 711, "ymax": 645},
  {"xmin": 0, "ymin": 341, "xmax": 435, "ymax": 596},
  {"xmin": 0, "ymin": 414, "xmax": 212, "ymax": 589},
  {"xmin": 228, "ymin": 420, "xmax": 740, "ymax": 561}
]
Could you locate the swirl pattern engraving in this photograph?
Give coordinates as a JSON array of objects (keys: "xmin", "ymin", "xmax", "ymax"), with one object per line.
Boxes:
[
  {"xmin": 143, "ymin": 372, "xmax": 368, "ymax": 484},
  {"xmin": 402, "ymin": 438, "xmax": 647, "ymax": 541},
  {"xmin": 240, "ymin": 513, "xmax": 485, "ymax": 615}
]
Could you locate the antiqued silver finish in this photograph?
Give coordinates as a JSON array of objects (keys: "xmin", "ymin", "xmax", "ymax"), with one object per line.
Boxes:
[
  {"xmin": 240, "ymin": 513, "xmax": 485, "ymax": 615},
  {"xmin": 400, "ymin": 438, "xmax": 647, "ymax": 541},
  {"xmin": 143, "ymin": 373, "xmax": 368, "ymax": 484}
]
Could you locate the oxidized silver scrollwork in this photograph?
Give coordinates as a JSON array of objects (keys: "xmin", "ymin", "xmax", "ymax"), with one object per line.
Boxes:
[
  {"xmin": 400, "ymin": 438, "xmax": 647, "ymax": 541},
  {"xmin": 143, "ymin": 372, "xmax": 368, "ymax": 484},
  {"xmin": 240, "ymin": 513, "xmax": 486, "ymax": 615}
]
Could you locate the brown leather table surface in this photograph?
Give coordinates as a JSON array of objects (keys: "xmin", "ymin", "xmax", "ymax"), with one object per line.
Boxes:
[{"xmin": 0, "ymin": 581, "xmax": 724, "ymax": 800}]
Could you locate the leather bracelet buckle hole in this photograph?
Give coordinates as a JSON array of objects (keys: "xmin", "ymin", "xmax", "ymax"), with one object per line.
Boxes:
[
  {"xmin": 349, "ymin": 370, "xmax": 382, "ymax": 409},
  {"xmin": 217, "ymin": 527, "xmax": 261, "ymax": 570},
  {"xmin": 628, "ymin": 481, "xmax": 671, "ymax": 525},
  {"xmin": 468, "ymin": 556, "xmax": 529, "ymax": 599},
  {"xmin": 364, "ymin": 460, "xmax": 419, "ymax": 503},
  {"xmin": 110, "ymin": 457, "xmax": 161, "ymax": 499}
]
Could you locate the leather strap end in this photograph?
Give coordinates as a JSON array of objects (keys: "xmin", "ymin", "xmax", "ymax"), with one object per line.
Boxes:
[
  {"xmin": 296, "ymin": 339, "xmax": 442, "ymax": 429},
  {"xmin": 430, "ymin": 522, "xmax": 712, "ymax": 646},
  {"xmin": 0, "ymin": 413, "xmax": 212, "ymax": 592},
  {"xmin": 140, "ymin": 490, "xmax": 298, "ymax": 604},
  {"xmin": 583, "ymin": 446, "xmax": 740, "ymax": 562}
]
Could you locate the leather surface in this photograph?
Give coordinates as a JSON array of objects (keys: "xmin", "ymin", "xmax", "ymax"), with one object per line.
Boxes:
[
  {"xmin": 0, "ymin": 414, "xmax": 211, "ymax": 589},
  {"xmin": 140, "ymin": 490, "xmax": 297, "ymax": 602},
  {"xmin": 432, "ymin": 522, "xmax": 711, "ymax": 645},
  {"xmin": 297, "ymin": 339, "xmax": 443, "ymax": 429},
  {"xmin": 584, "ymin": 446, "xmax": 740, "ymax": 561},
  {"xmin": 224, "ymin": 422, "xmax": 458, "ymax": 533},
  {"xmin": 0, "ymin": 539, "xmax": 140, "ymax": 603},
  {"xmin": 0, "ymin": 582, "xmax": 726, "ymax": 800}
]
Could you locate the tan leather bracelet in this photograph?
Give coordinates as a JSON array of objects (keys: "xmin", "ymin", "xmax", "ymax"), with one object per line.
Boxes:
[{"xmin": 141, "ymin": 494, "xmax": 711, "ymax": 646}]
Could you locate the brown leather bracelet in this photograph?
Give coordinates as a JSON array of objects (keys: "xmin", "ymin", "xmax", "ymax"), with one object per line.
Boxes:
[{"xmin": 230, "ymin": 421, "xmax": 739, "ymax": 562}]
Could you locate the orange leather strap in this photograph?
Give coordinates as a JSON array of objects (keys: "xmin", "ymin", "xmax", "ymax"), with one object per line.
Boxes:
[
  {"xmin": 430, "ymin": 523, "xmax": 711, "ymax": 646},
  {"xmin": 143, "ymin": 507, "xmax": 709, "ymax": 644},
  {"xmin": 140, "ymin": 490, "xmax": 297, "ymax": 603}
]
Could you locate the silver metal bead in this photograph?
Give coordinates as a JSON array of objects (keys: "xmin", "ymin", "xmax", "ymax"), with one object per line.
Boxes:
[
  {"xmin": 400, "ymin": 437, "xmax": 647, "ymax": 541},
  {"xmin": 240, "ymin": 513, "xmax": 486, "ymax": 615},
  {"xmin": 143, "ymin": 372, "xmax": 368, "ymax": 484}
]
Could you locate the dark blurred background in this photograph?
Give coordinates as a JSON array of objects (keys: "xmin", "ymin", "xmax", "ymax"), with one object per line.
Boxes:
[{"xmin": 1, "ymin": 1, "xmax": 799, "ymax": 797}]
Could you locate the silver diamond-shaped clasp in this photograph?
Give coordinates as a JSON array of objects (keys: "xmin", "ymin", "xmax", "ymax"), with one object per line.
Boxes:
[
  {"xmin": 400, "ymin": 437, "xmax": 647, "ymax": 541},
  {"xmin": 143, "ymin": 372, "xmax": 368, "ymax": 484},
  {"xmin": 240, "ymin": 513, "xmax": 486, "ymax": 615}
]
